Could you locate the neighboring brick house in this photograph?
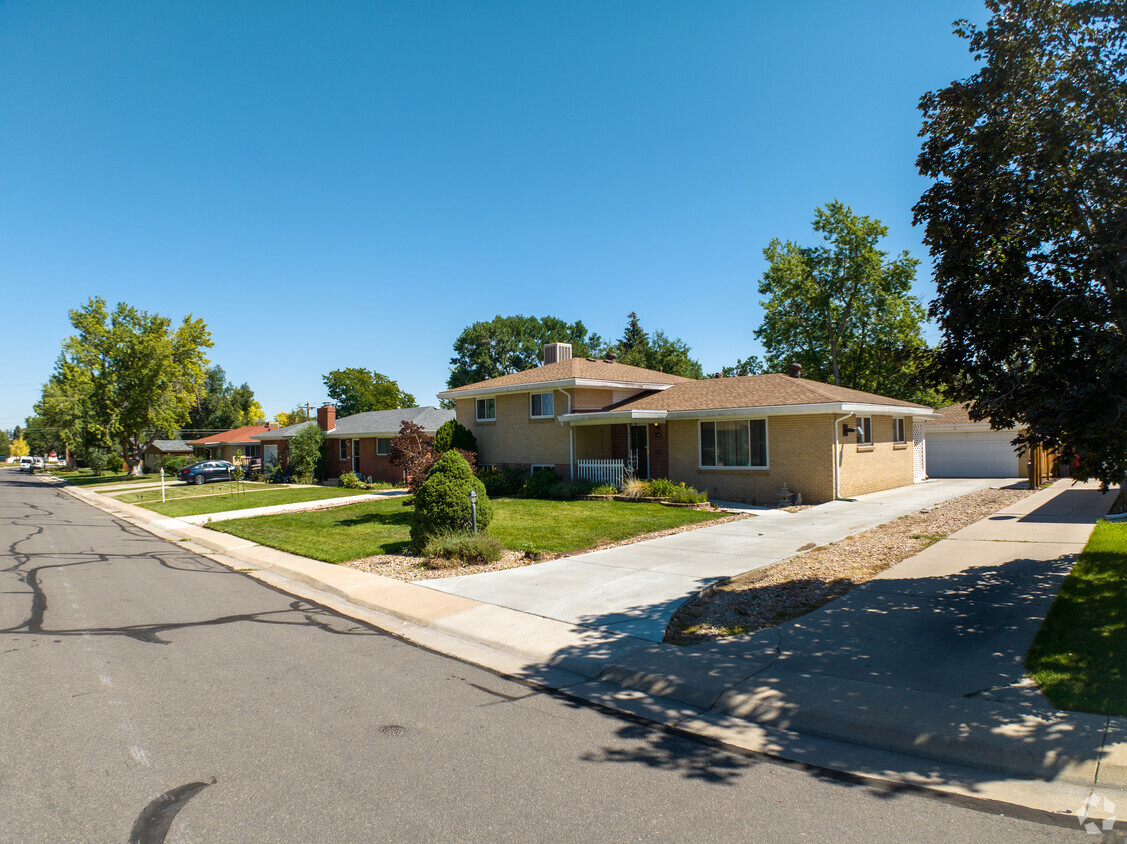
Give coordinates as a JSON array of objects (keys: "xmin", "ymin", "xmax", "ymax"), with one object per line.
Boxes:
[
  {"xmin": 436, "ymin": 343, "xmax": 938, "ymax": 505},
  {"xmin": 186, "ymin": 423, "xmax": 276, "ymax": 465},
  {"xmin": 252, "ymin": 404, "xmax": 454, "ymax": 483}
]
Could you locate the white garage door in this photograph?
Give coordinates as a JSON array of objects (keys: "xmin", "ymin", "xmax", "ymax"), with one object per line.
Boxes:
[{"xmin": 925, "ymin": 430, "xmax": 1020, "ymax": 478}]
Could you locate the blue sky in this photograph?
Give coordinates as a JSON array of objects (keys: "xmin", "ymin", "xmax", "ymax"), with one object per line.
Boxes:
[{"xmin": 0, "ymin": 1, "xmax": 984, "ymax": 428}]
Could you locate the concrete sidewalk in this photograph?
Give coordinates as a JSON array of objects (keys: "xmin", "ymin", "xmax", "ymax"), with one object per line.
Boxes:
[
  {"xmin": 52, "ymin": 475, "xmax": 1127, "ymax": 821},
  {"xmin": 420, "ymin": 478, "xmax": 1013, "ymax": 640}
]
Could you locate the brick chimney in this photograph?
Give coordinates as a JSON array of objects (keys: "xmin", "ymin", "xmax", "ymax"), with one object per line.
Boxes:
[
  {"xmin": 788, "ymin": 363, "xmax": 802, "ymax": 379},
  {"xmin": 317, "ymin": 403, "xmax": 337, "ymax": 432}
]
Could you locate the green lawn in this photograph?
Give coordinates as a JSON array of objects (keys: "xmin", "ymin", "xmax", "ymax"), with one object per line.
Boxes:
[
  {"xmin": 114, "ymin": 480, "xmax": 273, "ymax": 503},
  {"xmin": 134, "ymin": 485, "xmax": 375, "ymax": 518},
  {"xmin": 1027, "ymin": 520, "xmax": 1127, "ymax": 716},
  {"xmin": 47, "ymin": 470, "xmax": 153, "ymax": 487},
  {"xmin": 209, "ymin": 497, "xmax": 726, "ymax": 564}
]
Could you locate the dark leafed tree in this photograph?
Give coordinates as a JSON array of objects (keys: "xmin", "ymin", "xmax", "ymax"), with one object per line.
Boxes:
[
  {"xmin": 609, "ymin": 314, "xmax": 705, "ymax": 379},
  {"xmin": 186, "ymin": 365, "xmax": 262, "ymax": 432},
  {"xmin": 447, "ymin": 315, "xmax": 606, "ymax": 388},
  {"xmin": 754, "ymin": 201, "xmax": 938, "ymax": 405},
  {"xmin": 915, "ymin": 0, "xmax": 1127, "ymax": 485},
  {"xmin": 323, "ymin": 368, "xmax": 416, "ymax": 418}
]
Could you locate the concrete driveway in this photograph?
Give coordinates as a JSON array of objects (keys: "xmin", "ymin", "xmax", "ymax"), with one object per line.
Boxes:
[{"xmin": 421, "ymin": 478, "xmax": 1021, "ymax": 641}]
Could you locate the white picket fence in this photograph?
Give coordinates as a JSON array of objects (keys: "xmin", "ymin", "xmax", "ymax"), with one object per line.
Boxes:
[{"xmin": 577, "ymin": 459, "xmax": 624, "ymax": 487}]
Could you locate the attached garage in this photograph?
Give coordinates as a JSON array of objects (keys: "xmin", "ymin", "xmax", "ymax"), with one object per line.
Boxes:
[{"xmin": 925, "ymin": 428, "xmax": 1022, "ymax": 478}]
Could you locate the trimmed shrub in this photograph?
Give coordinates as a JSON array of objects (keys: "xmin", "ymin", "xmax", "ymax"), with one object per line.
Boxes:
[
  {"xmin": 339, "ymin": 471, "xmax": 363, "ymax": 489},
  {"xmin": 545, "ymin": 479, "xmax": 595, "ymax": 500},
  {"xmin": 433, "ymin": 420, "xmax": 478, "ymax": 458},
  {"xmin": 645, "ymin": 478, "xmax": 678, "ymax": 499},
  {"xmin": 162, "ymin": 455, "xmax": 189, "ymax": 472},
  {"xmin": 423, "ymin": 531, "xmax": 504, "ymax": 566},
  {"xmin": 410, "ymin": 451, "xmax": 493, "ymax": 551},
  {"xmin": 589, "ymin": 483, "xmax": 619, "ymax": 496},
  {"xmin": 105, "ymin": 452, "xmax": 123, "ymax": 472},
  {"xmin": 522, "ymin": 467, "xmax": 560, "ymax": 499},
  {"xmin": 477, "ymin": 465, "xmax": 525, "ymax": 496}
]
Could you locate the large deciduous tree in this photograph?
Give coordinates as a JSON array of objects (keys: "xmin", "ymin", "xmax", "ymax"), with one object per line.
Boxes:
[
  {"xmin": 447, "ymin": 315, "xmax": 606, "ymax": 388},
  {"xmin": 323, "ymin": 368, "xmax": 416, "ymax": 417},
  {"xmin": 915, "ymin": 0, "xmax": 1127, "ymax": 485},
  {"xmin": 186, "ymin": 366, "xmax": 263, "ymax": 432},
  {"xmin": 609, "ymin": 313, "xmax": 705, "ymax": 379},
  {"xmin": 754, "ymin": 201, "xmax": 939, "ymax": 405},
  {"xmin": 59, "ymin": 297, "xmax": 212, "ymax": 475}
]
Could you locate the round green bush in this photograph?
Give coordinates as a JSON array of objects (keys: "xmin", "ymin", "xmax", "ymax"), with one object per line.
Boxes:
[
  {"xmin": 433, "ymin": 420, "xmax": 478, "ymax": 457},
  {"xmin": 410, "ymin": 451, "xmax": 494, "ymax": 551}
]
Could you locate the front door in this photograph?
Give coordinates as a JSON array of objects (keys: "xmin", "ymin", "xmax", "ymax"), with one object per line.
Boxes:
[
  {"xmin": 629, "ymin": 425, "xmax": 649, "ymax": 480},
  {"xmin": 352, "ymin": 439, "xmax": 361, "ymax": 474}
]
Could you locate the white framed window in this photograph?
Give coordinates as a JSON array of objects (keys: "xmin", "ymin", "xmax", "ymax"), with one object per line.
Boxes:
[
  {"xmin": 476, "ymin": 397, "xmax": 496, "ymax": 421},
  {"xmin": 244, "ymin": 444, "xmax": 261, "ymax": 458},
  {"xmin": 530, "ymin": 392, "xmax": 554, "ymax": 419},
  {"xmin": 530, "ymin": 464, "xmax": 555, "ymax": 473},
  {"xmin": 339, "ymin": 439, "xmax": 349, "ymax": 461},
  {"xmin": 376, "ymin": 437, "xmax": 391, "ymax": 456},
  {"xmin": 699, "ymin": 419, "xmax": 768, "ymax": 469},
  {"xmin": 893, "ymin": 418, "xmax": 906, "ymax": 444},
  {"xmin": 857, "ymin": 417, "xmax": 873, "ymax": 445}
]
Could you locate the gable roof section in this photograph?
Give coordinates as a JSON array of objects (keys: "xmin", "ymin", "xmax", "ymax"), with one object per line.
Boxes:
[
  {"xmin": 927, "ymin": 401, "xmax": 1015, "ymax": 431},
  {"xmin": 186, "ymin": 424, "xmax": 272, "ymax": 446},
  {"xmin": 560, "ymin": 374, "xmax": 937, "ymax": 423},
  {"xmin": 437, "ymin": 358, "xmax": 691, "ymax": 398},
  {"xmin": 147, "ymin": 439, "xmax": 192, "ymax": 453},
  {"xmin": 326, "ymin": 406, "xmax": 454, "ymax": 439}
]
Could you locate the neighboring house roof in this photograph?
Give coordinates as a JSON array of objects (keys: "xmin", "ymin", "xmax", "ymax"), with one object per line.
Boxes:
[
  {"xmin": 186, "ymin": 424, "xmax": 273, "ymax": 446},
  {"xmin": 437, "ymin": 358, "xmax": 692, "ymax": 398},
  {"xmin": 253, "ymin": 420, "xmax": 317, "ymax": 441},
  {"xmin": 145, "ymin": 439, "xmax": 193, "ymax": 453},
  {"xmin": 324, "ymin": 406, "xmax": 454, "ymax": 439},
  {"xmin": 251, "ymin": 407, "xmax": 454, "ymax": 441}
]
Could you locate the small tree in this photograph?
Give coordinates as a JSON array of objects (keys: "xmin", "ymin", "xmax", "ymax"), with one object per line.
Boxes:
[
  {"xmin": 433, "ymin": 420, "xmax": 477, "ymax": 457},
  {"xmin": 288, "ymin": 424, "xmax": 323, "ymax": 484},
  {"xmin": 10, "ymin": 436, "xmax": 30, "ymax": 458},
  {"xmin": 410, "ymin": 451, "xmax": 493, "ymax": 551},
  {"xmin": 389, "ymin": 421, "xmax": 434, "ymax": 494}
]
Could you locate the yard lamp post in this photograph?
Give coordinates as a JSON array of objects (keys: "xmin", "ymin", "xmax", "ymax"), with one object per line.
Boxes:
[{"xmin": 468, "ymin": 488, "xmax": 478, "ymax": 535}]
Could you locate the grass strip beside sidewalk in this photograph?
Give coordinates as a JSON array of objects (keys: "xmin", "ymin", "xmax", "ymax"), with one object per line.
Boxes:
[
  {"xmin": 208, "ymin": 497, "xmax": 726, "ymax": 563},
  {"xmin": 1026, "ymin": 520, "xmax": 1127, "ymax": 716},
  {"xmin": 134, "ymin": 486, "xmax": 370, "ymax": 518}
]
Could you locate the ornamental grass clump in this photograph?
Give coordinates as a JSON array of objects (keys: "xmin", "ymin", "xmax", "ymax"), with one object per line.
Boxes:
[
  {"xmin": 423, "ymin": 531, "xmax": 504, "ymax": 567},
  {"xmin": 410, "ymin": 451, "xmax": 493, "ymax": 552}
]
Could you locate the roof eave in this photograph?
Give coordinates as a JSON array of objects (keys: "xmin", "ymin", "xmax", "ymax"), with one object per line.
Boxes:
[{"xmin": 438, "ymin": 378, "xmax": 676, "ymax": 400}]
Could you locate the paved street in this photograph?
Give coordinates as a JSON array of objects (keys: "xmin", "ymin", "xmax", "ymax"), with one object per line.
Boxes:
[{"xmin": 0, "ymin": 472, "xmax": 1089, "ymax": 842}]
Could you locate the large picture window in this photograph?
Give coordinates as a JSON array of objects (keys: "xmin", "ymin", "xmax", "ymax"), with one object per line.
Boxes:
[
  {"xmin": 530, "ymin": 392, "xmax": 554, "ymax": 419},
  {"xmin": 700, "ymin": 419, "xmax": 767, "ymax": 468},
  {"xmin": 476, "ymin": 398, "xmax": 496, "ymax": 421}
]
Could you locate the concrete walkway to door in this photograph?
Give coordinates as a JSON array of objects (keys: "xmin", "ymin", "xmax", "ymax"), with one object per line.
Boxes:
[{"xmin": 421, "ymin": 478, "xmax": 1020, "ymax": 641}]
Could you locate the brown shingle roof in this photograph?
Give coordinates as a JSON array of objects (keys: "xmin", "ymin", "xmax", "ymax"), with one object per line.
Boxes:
[
  {"xmin": 612, "ymin": 374, "xmax": 931, "ymax": 413},
  {"xmin": 929, "ymin": 402, "xmax": 985, "ymax": 426},
  {"xmin": 440, "ymin": 358, "xmax": 693, "ymax": 394}
]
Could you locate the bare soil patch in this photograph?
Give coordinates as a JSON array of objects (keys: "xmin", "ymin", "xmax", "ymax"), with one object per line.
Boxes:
[{"xmin": 666, "ymin": 486, "xmax": 1035, "ymax": 646}]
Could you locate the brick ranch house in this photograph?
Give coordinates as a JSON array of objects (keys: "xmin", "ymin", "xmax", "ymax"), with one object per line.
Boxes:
[
  {"xmin": 437, "ymin": 343, "xmax": 938, "ymax": 505},
  {"xmin": 252, "ymin": 404, "xmax": 454, "ymax": 483},
  {"xmin": 186, "ymin": 423, "xmax": 277, "ymax": 466}
]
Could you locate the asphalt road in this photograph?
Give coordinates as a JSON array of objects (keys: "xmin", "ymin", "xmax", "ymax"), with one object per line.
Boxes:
[{"xmin": 0, "ymin": 470, "xmax": 1090, "ymax": 842}]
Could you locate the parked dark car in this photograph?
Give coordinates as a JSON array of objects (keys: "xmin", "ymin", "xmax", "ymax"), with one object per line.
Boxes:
[{"xmin": 178, "ymin": 460, "xmax": 237, "ymax": 485}]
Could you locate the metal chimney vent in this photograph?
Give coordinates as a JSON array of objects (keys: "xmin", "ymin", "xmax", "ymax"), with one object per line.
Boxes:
[{"xmin": 543, "ymin": 342, "xmax": 573, "ymax": 365}]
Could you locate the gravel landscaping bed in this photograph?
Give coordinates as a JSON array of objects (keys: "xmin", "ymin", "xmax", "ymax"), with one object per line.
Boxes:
[
  {"xmin": 665, "ymin": 486, "xmax": 1036, "ymax": 646},
  {"xmin": 342, "ymin": 512, "xmax": 752, "ymax": 582}
]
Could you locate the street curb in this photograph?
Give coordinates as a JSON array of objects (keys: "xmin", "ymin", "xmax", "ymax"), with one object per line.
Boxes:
[{"xmin": 50, "ymin": 476, "xmax": 1127, "ymax": 819}]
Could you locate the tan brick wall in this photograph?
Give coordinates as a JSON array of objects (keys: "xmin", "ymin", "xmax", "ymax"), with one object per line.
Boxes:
[
  {"xmin": 457, "ymin": 393, "xmax": 571, "ymax": 467},
  {"xmin": 667, "ymin": 415, "xmax": 837, "ymax": 504},
  {"xmin": 574, "ymin": 425, "xmax": 612, "ymax": 460},
  {"xmin": 837, "ymin": 414, "xmax": 916, "ymax": 497},
  {"xmin": 571, "ymin": 388, "xmax": 616, "ymax": 410}
]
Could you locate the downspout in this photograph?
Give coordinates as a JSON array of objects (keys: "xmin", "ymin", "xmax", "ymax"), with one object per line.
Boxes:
[
  {"xmin": 557, "ymin": 389, "xmax": 573, "ymax": 479},
  {"xmin": 833, "ymin": 413, "xmax": 851, "ymax": 501}
]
